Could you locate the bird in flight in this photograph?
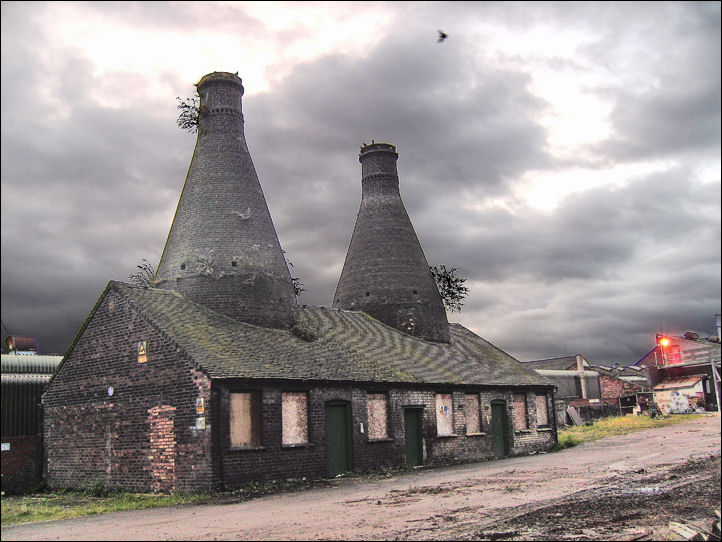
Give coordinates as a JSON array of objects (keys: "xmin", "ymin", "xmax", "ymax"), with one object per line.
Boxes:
[{"xmin": 438, "ymin": 30, "xmax": 448, "ymax": 43}]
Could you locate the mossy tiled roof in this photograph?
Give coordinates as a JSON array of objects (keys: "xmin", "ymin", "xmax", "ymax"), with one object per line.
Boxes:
[{"xmin": 113, "ymin": 282, "xmax": 551, "ymax": 388}]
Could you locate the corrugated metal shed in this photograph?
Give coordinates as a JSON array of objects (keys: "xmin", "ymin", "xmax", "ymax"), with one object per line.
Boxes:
[
  {"xmin": 1, "ymin": 355, "xmax": 62, "ymax": 374},
  {"xmin": 535, "ymin": 369, "xmax": 601, "ymax": 399},
  {"xmin": 2, "ymin": 354, "xmax": 62, "ymax": 437}
]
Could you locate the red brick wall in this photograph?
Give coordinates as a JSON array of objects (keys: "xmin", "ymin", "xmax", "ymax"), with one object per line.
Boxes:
[
  {"xmin": 599, "ymin": 375, "xmax": 645, "ymax": 400},
  {"xmin": 217, "ymin": 385, "xmax": 557, "ymax": 489},
  {"xmin": 42, "ymin": 287, "xmax": 558, "ymax": 492},
  {"xmin": 43, "ymin": 288, "xmax": 214, "ymax": 492},
  {"xmin": 1, "ymin": 435, "xmax": 42, "ymax": 494}
]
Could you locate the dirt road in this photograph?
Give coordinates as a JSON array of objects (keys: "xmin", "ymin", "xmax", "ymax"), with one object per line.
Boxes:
[{"xmin": 3, "ymin": 414, "xmax": 720, "ymax": 541}]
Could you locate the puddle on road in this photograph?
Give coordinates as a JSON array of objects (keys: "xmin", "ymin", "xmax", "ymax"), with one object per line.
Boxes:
[{"xmin": 619, "ymin": 486, "xmax": 666, "ymax": 495}]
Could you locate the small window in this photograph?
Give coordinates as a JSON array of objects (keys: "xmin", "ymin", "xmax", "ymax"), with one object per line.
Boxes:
[
  {"xmin": 536, "ymin": 394, "xmax": 549, "ymax": 427},
  {"xmin": 230, "ymin": 391, "xmax": 262, "ymax": 447},
  {"xmin": 435, "ymin": 393, "xmax": 454, "ymax": 436},
  {"xmin": 282, "ymin": 392, "xmax": 308, "ymax": 445},
  {"xmin": 367, "ymin": 393, "xmax": 389, "ymax": 439},
  {"xmin": 513, "ymin": 393, "xmax": 528, "ymax": 431},
  {"xmin": 464, "ymin": 394, "xmax": 481, "ymax": 434}
]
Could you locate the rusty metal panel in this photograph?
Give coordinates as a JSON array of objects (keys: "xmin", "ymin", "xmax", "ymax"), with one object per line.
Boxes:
[
  {"xmin": 230, "ymin": 392, "xmax": 260, "ymax": 447},
  {"xmin": 367, "ymin": 393, "xmax": 388, "ymax": 439},
  {"xmin": 282, "ymin": 392, "xmax": 308, "ymax": 444},
  {"xmin": 436, "ymin": 393, "xmax": 453, "ymax": 436},
  {"xmin": 536, "ymin": 394, "xmax": 549, "ymax": 426},
  {"xmin": 465, "ymin": 394, "xmax": 481, "ymax": 433},
  {"xmin": 513, "ymin": 393, "xmax": 528, "ymax": 430}
]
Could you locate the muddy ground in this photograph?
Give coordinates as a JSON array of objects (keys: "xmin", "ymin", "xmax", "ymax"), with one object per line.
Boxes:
[
  {"xmin": 430, "ymin": 455, "xmax": 721, "ymax": 541},
  {"xmin": 3, "ymin": 414, "xmax": 720, "ymax": 541}
]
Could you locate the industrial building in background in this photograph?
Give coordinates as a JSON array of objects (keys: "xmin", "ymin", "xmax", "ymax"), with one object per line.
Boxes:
[
  {"xmin": 519, "ymin": 354, "xmax": 651, "ymax": 424},
  {"xmin": 41, "ymin": 72, "xmax": 557, "ymax": 493},
  {"xmin": 1, "ymin": 337, "xmax": 62, "ymax": 493},
  {"xmin": 634, "ymin": 321, "xmax": 721, "ymax": 415}
]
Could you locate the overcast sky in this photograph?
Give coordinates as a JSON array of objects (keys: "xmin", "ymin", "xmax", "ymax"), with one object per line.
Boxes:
[{"xmin": 1, "ymin": 1, "xmax": 720, "ymax": 363}]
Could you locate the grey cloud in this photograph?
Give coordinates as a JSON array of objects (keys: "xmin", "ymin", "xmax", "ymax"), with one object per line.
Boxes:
[
  {"xmin": 421, "ymin": 166, "xmax": 720, "ymax": 287},
  {"xmin": 596, "ymin": 84, "xmax": 721, "ymax": 161},
  {"xmin": 81, "ymin": 1, "xmax": 264, "ymax": 36},
  {"xmin": 584, "ymin": 2, "xmax": 721, "ymax": 162},
  {"xmin": 240, "ymin": 28, "xmax": 553, "ymax": 306},
  {"xmin": 1, "ymin": 2, "xmax": 719, "ymax": 363}
]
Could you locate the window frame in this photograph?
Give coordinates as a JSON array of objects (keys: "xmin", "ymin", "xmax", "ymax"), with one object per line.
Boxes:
[
  {"xmin": 535, "ymin": 393, "xmax": 550, "ymax": 427},
  {"xmin": 513, "ymin": 392, "xmax": 529, "ymax": 431},
  {"xmin": 435, "ymin": 393, "xmax": 455, "ymax": 437},
  {"xmin": 366, "ymin": 392, "xmax": 390, "ymax": 441},
  {"xmin": 229, "ymin": 390, "xmax": 262, "ymax": 449},
  {"xmin": 281, "ymin": 390, "xmax": 309, "ymax": 446},
  {"xmin": 464, "ymin": 393, "xmax": 483, "ymax": 435}
]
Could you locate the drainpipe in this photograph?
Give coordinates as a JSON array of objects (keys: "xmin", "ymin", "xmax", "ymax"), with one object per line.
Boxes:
[
  {"xmin": 710, "ymin": 360, "xmax": 721, "ymax": 414},
  {"xmin": 713, "ymin": 315, "xmax": 721, "ymax": 414},
  {"xmin": 577, "ymin": 354, "xmax": 588, "ymax": 399}
]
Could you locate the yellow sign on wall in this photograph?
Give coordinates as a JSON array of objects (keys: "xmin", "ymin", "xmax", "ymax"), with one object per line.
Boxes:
[{"xmin": 137, "ymin": 341, "xmax": 148, "ymax": 363}]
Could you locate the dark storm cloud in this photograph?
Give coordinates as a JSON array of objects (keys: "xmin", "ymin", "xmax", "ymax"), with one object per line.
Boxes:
[
  {"xmin": 585, "ymin": 2, "xmax": 721, "ymax": 163},
  {"xmin": 453, "ymin": 166, "xmax": 721, "ymax": 363},
  {"xmin": 1, "ymin": 2, "xmax": 719, "ymax": 363},
  {"xmin": 1, "ymin": 40, "xmax": 191, "ymax": 353},
  {"xmin": 420, "ymin": 165, "xmax": 721, "ymax": 285},
  {"xmin": 596, "ymin": 84, "xmax": 721, "ymax": 162},
  {"xmin": 242, "ymin": 27, "xmax": 552, "ymax": 306}
]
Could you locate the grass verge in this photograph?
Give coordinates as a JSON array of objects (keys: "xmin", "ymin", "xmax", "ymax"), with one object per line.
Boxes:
[
  {"xmin": 1, "ymin": 477, "xmax": 337, "ymax": 528},
  {"xmin": 553, "ymin": 413, "xmax": 704, "ymax": 450},
  {"xmin": 1, "ymin": 490, "xmax": 210, "ymax": 527}
]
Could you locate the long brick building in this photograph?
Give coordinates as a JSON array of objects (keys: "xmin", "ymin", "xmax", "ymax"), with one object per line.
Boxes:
[{"xmin": 42, "ymin": 72, "xmax": 556, "ymax": 492}]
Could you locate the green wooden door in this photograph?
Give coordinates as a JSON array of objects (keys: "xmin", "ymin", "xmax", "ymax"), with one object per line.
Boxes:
[
  {"xmin": 491, "ymin": 401, "xmax": 509, "ymax": 457},
  {"xmin": 404, "ymin": 408, "xmax": 423, "ymax": 467},
  {"xmin": 325, "ymin": 403, "xmax": 352, "ymax": 477}
]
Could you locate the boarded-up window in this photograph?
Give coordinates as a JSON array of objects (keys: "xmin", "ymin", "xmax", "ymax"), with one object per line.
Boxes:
[
  {"xmin": 436, "ymin": 393, "xmax": 454, "ymax": 436},
  {"xmin": 465, "ymin": 394, "xmax": 481, "ymax": 434},
  {"xmin": 230, "ymin": 392, "xmax": 261, "ymax": 447},
  {"xmin": 282, "ymin": 392, "xmax": 308, "ymax": 445},
  {"xmin": 513, "ymin": 393, "xmax": 528, "ymax": 431},
  {"xmin": 367, "ymin": 393, "xmax": 388, "ymax": 439},
  {"xmin": 536, "ymin": 394, "xmax": 549, "ymax": 426}
]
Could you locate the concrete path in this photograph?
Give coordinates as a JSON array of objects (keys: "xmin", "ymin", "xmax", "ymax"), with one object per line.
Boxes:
[{"xmin": 3, "ymin": 414, "xmax": 720, "ymax": 540}]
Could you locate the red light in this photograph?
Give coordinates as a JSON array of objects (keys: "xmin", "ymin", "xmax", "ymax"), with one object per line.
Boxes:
[{"xmin": 658, "ymin": 336, "xmax": 670, "ymax": 347}]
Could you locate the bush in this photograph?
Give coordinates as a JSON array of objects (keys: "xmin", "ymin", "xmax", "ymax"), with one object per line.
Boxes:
[
  {"xmin": 291, "ymin": 319, "xmax": 319, "ymax": 342},
  {"xmin": 85, "ymin": 481, "xmax": 109, "ymax": 497}
]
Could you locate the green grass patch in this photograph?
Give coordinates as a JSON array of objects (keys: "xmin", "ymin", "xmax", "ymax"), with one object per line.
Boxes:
[
  {"xmin": 1, "ymin": 477, "xmax": 333, "ymax": 527},
  {"xmin": 1, "ymin": 489, "xmax": 210, "ymax": 527},
  {"xmin": 553, "ymin": 413, "xmax": 703, "ymax": 451}
]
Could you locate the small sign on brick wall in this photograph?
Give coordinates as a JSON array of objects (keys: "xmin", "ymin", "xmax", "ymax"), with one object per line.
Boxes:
[
  {"xmin": 137, "ymin": 341, "xmax": 148, "ymax": 363},
  {"xmin": 196, "ymin": 397, "xmax": 205, "ymax": 415},
  {"xmin": 1, "ymin": 443, "xmax": 10, "ymax": 451},
  {"xmin": 195, "ymin": 417, "xmax": 206, "ymax": 430}
]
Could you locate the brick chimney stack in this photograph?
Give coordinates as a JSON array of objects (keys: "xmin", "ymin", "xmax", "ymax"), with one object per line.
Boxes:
[
  {"xmin": 155, "ymin": 72, "xmax": 296, "ymax": 329},
  {"xmin": 333, "ymin": 143, "xmax": 450, "ymax": 343}
]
